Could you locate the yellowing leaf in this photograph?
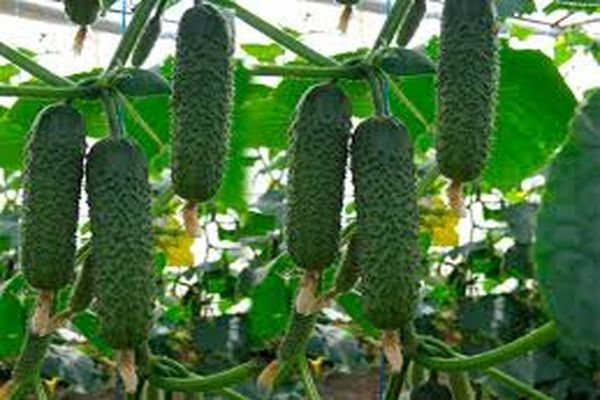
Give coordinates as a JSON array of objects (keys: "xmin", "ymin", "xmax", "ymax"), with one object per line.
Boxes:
[
  {"xmin": 155, "ymin": 217, "xmax": 195, "ymax": 267},
  {"xmin": 421, "ymin": 196, "xmax": 459, "ymax": 246}
]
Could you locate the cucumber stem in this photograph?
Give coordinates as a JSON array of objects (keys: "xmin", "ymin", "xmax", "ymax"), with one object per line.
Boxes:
[
  {"xmin": 106, "ymin": 0, "xmax": 161, "ymax": 71},
  {"xmin": 419, "ymin": 335, "xmax": 553, "ymax": 400},
  {"xmin": 367, "ymin": 69, "xmax": 387, "ymax": 116},
  {"xmin": 0, "ymin": 84, "xmax": 93, "ymax": 99},
  {"xmin": 149, "ymin": 359, "xmax": 264, "ymax": 393},
  {"xmin": 415, "ymin": 322, "xmax": 557, "ymax": 371},
  {"xmin": 298, "ymin": 356, "xmax": 321, "ymax": 400},
  {"xmin": 249, "ymin": 64, "xmax": 362, "ymax": 79},
  {"xmin": 383, "ymin": 357, "xmax": 411, "ymax": 400},
  {"xmin": 369, "ymin": 0, "xmax": 415, "ymax": 61},
  {"xmin": 211, "ymin": 0, "xmax": 338, "ymax": 67},
  {"xmin": 101, "ymin": 92, "xmax": 124, "ymax": 139},
  {"xmin": 0, "ymin": 42, "xmax": 73, "ymax": 87}
]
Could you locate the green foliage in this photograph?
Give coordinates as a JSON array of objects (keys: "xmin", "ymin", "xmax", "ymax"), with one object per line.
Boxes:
[
  {"xmin": 171, "ymin": 3, "xmax": 234, "ymax": 203},
  {"xmin": 86, "ymin": 138, "xmax": 154, "ymax": 349},
  {"xmin": 287, "ymin": 83, "xmax": 352, "ymax": 271},
  {"xmin": 436, "ymin": 0, "xmax": 499, "ymax": 183},
  {"xmin": 115, "ymin": 68, "xmax": 171, "ymax": 97},
  {"xmin": 21, "ymin": 103, "xmax": 86, "ymax": 291},
  {"xmin": 351, "ymin": 116, "xmax": 420, "ymax": 330},
  {"xmin": 377, "ymin": 47, "xmax": 436, "ymax": 76},
  {"xmin": 0, "ymin": 291, "xmax": 26, "ymax": 357},
  {"xmin": 535, "ymin": 90, "xmax": 600, "ymax": 350}
]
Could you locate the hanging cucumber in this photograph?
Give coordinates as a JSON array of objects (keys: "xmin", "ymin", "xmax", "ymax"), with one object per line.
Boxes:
[
  {"xmin": 171, "ymin": 1, "xmax": 234, "ymax": 231},
  {"xmin": 351, "ymin": 116, "xmax": 421, "ymax": 370},
  {"xmin": 287, "ymin": 82, "xmax": 352, "ymax": 314},
  {"xmin": 396, "ymin": 0, "xmax": 426, "ymax": 47},
  {"xmin": 535, "ymin": 90, "xmax": 600, "ymax": 349},
  {"xmin": 436, "ymin": 0, "xmax": 498, "ymax": 208},
  {"xmin": 21, "ymin": 103, "xmax": 86, "ymax": 292},
  {"xmin": 132, "ymin": 0, "xmax": 167, "ymax": 67},
  {"xmin": 63, "ymin": 0, "xmax": 101, "ymax": 53},
  {"xmin": 287, "ymin": 83, "xmax": 352, "ymax": 273},
  {"xmin": 86, "ymin": 137, "xmax": 154, "ymax": 392}
]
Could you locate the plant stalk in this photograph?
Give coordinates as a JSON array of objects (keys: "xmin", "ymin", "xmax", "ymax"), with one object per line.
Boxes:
[
  {"xmin": 0, "ymin": 84, "xmax": 94, "ymax": 99},
  {"xmin": 369, "ymin": 0, "xmax": 414, "ymax": 60},
  {"xmin": 298, "ymin": 357, "xmax": 321, "ymax": 400},
  {"xmin": 419, "ymin": 336, "xmax": 553, "ymax": 400},
  {"xmin": 101, "ymin": 92, "xmax": 124, "ymax": 139},
  {"xmin": 211, "ymin": 0, "xmax": 338, "ymax": 67},
  {"xmin": 250, "ymin": 64, "xmax": 362, "ymax": 79},
  {"xmin": 416, "ymin": 322, "xmax": 557, "ymax": 371},
  {"xmin": 149, "ymin": 359, "xmax": 264, "ymax": 393},
  {"xmin": 0, "ymin": 42, "xmax": 73, "ymax": 87},
  {"xmin": 383, "ymin": 357, "xmax": 411, "ymax": 400},
  {"xmin": 107, "ymin": 0, "xmax": 161, "ymax": 71}
]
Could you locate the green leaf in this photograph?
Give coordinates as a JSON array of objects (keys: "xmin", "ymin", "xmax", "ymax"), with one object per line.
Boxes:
[
  {"xmin": 336, "ymin": 292, "xmax": 378, "ymax": 338},
  {"xmin": 72, "ymin": 311, "xmax": 113, "ymax": 356},
  {"xmin": 122, "ymin": 95, "xmax": 170, "ymax": 167},
  {"xmin": 495, "ymin": 0, "xmax": 536, "ymax": 18},
  {"xmin": 241, "ymin": 43, "xmax": 285, "ymax": 63},
  {"xmin": 377, "ymin": 47, "xmax": 436, "ymax": 76},
  {"xmin": 116, "ymin": 68, "xmax": 172, "ymax": 97},
  {"xmin": 0, "ymin": 291, "xmax": 26, "ymax": 357},
  {"xmin": 509, "ymin": 24, "xmax": 536, "ymax": 41},
  {"xmin": 248, "ymin": 253, "xmax": 296, "ymax": 345},
  {"xmin": 0, "ymin": 64, "xmax": 19, "ymax": 84},
  {"xmin": 482, "ymin": 47, "xmax": 577, "ymax": 190}
]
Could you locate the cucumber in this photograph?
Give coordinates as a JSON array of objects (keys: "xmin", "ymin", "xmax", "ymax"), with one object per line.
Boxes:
[
  {"xmin": 21, "ymin": 103, "xmax": 86, "ymax": 291},
  {"xmin": 351, "ymin": 116, "xmax": 421, "ymax": 330},
  {"xmin": 287, "ymin": 83, "xmax": 352, "ymax": 271},
  {"xmin": 86, "ymin": 138, "xmax": 154, "ymax": 350},
  {"xmin": 171, "ymin": 3, "xmax": 234, "ymax": 203},
  {"xmin": 436, "ymin": 0, "xmax": 498, "ymax": 183}
]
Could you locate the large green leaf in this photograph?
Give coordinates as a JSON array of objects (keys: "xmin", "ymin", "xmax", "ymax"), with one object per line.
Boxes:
[{"xmin": 482, "ymin": 47, "xmax": 576, "ymax": 190}]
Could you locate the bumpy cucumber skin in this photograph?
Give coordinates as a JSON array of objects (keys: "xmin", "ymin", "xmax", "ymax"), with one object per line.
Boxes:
[
  {"xmin": 535, "ymin": 91, "xmax": 600, "ymax": 349},
  {"xmin": 21, "ymin": 103, "xmax": 86, "ymax": 291},
  {"xmin": 171, "ymin": 3, "xmax": 234, "ymax": 203},
  {"xmin": 351, "ymin": 116, "xmax": 421, "ymax": 330},
  {"xmin": 86, "ymin": 138, "xmax": 154, "ymax": 350},
  {"xmin": 436, "ymin": 0, "xmax": 498, "ymax": 183},
  {"xmin": 286, "ymin": 83, "xmax": 352, "ymax": 271},
  {"xmin": 132, "ymin": 15, "xmax": 162, "ymax": 67},
  {"xmin": 64, "ymin": 0, "xmax": 100, "ymax": 25},
  {"xmin": 69, "ymin": 256, "xmax": 95, "ymax": 313},
  {"xmin": 277, "ymin": 312, "xmax": 318, "ymax": 365},
  {"xmin": 334, "ymin": 234, "xmax": 361, "ymax": 293},
  {"xmin": 396, "ymin": 0, "xmax": 426, "ymax": 47}
]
